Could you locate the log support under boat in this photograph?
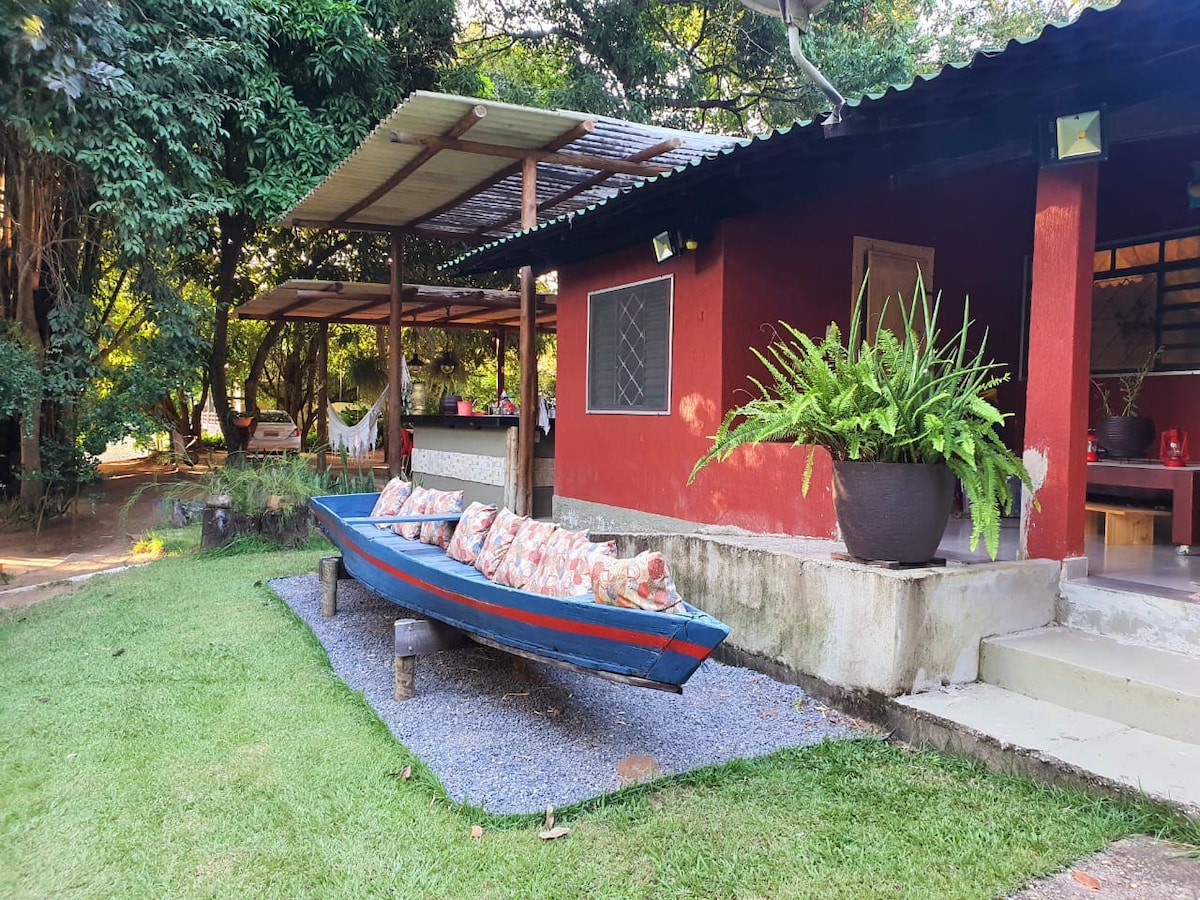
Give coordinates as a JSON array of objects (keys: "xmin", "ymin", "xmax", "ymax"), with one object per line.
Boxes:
[
  {"xmin": 393, "ymin": 617, "xmax": 473, "ymax": 701},
  {"xmin": 319, "ymin": 556, "xmax": 346, "ymax": 617}
]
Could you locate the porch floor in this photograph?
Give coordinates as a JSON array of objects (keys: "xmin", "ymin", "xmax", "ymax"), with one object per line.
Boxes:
[{"xmin": 939, "ymin": 517, "xmax": 1200, "ymax": 602}]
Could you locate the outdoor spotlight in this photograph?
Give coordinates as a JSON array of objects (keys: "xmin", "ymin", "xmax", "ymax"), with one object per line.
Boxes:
[
  {"xmin": 652, "ymin": 230, "xmax": 678, "ymax": 264},
  {"xmin": 1042, "ymin": 109, "xmax": 1107, "ymax": 166}
]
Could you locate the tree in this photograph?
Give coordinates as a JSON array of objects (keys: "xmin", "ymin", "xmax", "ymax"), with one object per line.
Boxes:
[
  {"xmin": 1, "ymin": 0, "xmax": 264, "ymax": 510},
  {"xmin": 199, "ymin": 0, "xmax": 458, "ymax": 456}
]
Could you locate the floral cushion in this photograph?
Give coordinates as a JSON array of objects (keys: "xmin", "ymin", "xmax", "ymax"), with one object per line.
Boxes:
[
  {"xmin": 419, "ymin": 489, "xmax": 465, "ymax": 548},
  {"xmin": 559, "ymin": 539, "xmax": 617, "ymax": 597},
  {"xmin": 525, "ymin": 528, "xmax": 589, "ymax": 596},
  {"xmin": 445, "ymin": 501, "xmax": 498, "ymax": 564},
  {"xmin": 493, "ymin": 519, "xmax": 559, "ymax": 590},
  {"xmin": 369, "ymin": 478, "xmax": 412, "ymax": 529},
  {"xmin": 474, "ymin": 508, "xmax": 526, "ymax": 580},
  {"xmin": 391, "ymin": 486, "xmax": 431, "ymax": 540},
  {"xmin": 591, "ymin": 551, "xmax": 686, "ymax": 614}
]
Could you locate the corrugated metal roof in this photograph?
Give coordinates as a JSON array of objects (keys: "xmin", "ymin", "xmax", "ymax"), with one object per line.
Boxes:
[
  {"xmin": 449, "ymin": 0, "xmax": 1200, "ymax": 275},
  {"xmin": 279, "ymin": 91, "xmax": 741, "ymax": 244},
  {"xmin": 235, "ymin": 280, "xmax": 557, "ymax": 332}
]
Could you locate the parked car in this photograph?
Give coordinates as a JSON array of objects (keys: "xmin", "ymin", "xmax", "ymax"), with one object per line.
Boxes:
[{"xmin": 246, "ymin": 410, "xmax": 302, "ymax": 454}]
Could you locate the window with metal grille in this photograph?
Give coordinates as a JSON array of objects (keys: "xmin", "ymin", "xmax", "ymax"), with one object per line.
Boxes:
[
  {"xmin": 1092, "ymin": 230, "xmax": 1200, "ymax": 374},
  {"xmin": 587, "ymin": 276, "xmax": 672, "ymax": 413}
]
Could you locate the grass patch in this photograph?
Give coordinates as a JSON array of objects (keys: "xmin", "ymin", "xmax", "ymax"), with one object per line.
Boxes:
[{"xmin": 1, "ymin": 549, "xmax": 1195, "ymax": 899}]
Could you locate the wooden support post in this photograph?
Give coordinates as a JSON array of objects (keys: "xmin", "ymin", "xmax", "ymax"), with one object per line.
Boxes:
[
  {"xmin": 319, "ymin": 556, "xmax": 341, "ymax": 617},
  {"xmin": 388, "ymin": 231, "xmax": 405, "ymax": 478},
  {"xmin": 392, "ymin": 618, "xmax": 471, "ymax": 701},
  {"xmin": 494, "ymin": 329, "xmax": 506, "ymax": 402},
  {"xmin": 394, "ymin": 655, "xmax": 416, "ymax": 701},
  {"xmin": 317, "ymin": 321, "xmax": 329, "ymax": 471},
  {"xmin": 517, "ymin": 156, "xmax": 538, "ymax": 517}
]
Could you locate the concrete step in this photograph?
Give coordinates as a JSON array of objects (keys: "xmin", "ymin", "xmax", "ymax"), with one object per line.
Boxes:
[
  {"xmin": 979, "ymin": 627, "xmax": 1200, "ymax": 744},
  {"xmin": 894, "ymin": 683, "xmax": 1200, "ymax": 817},
  {"xmin": 1059, "ymin": 578, "xmax": 1200, "ymax": 657}
]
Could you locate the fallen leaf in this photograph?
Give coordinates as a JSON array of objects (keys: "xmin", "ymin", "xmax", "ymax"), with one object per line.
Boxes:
[
  {"xmin": 66, "ymin": 753, "xmax": 77, "ymax": 760},
  {"xmin": 401, "ymin": 765, "xmax": 412, "ymax": 780},
  {"xmin": 1071, "ymin": 871, "xmax": 1101, "ymax": 890},
  {"xmin": 112, "ymin": 648, "xmax": 125, "ymax": 657},
  {"xmin": 544, "ymin": 805, "xmax": 554, "ymax": 830},
  {"xmin": 538, "ymin": 826, "xmax": 570, "ymax": 841},
  {"xmin": 470, "ymin": 825, "xmax": 484, "ymax": 839}
]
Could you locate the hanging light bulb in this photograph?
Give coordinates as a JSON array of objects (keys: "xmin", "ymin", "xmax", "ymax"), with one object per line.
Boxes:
[
  {"xmin": 405, "ymin": 350, "xmax": 425, "ymax": 370},
  {"xmin": 435, "ymin": 348, "xmax": 458, "ymax": 374}
]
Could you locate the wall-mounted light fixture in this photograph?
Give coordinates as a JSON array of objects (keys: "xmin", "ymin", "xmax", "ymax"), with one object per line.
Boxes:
[
  {"xmin": 1041, "ymin": 108, "xmax": 1107, "ymax": 166},
  {"xmin": 652, "ymin": 229, "xmax": 701, "ymax": 264}
]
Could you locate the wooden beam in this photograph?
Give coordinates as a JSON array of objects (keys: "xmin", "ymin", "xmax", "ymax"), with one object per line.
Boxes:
[
  {"xmin": 389, "ymin": 131, "xmax": 671, "ymax": 177},
  {"xmin": 334, "ymin": 105, "xmax": 487, "ymax": 225},
  {"xmin": 404, "ymin": 122, "xmax": 596, "ymax": 231},
  {"xmin": 388, "ymin": 231, "xmax": 404, "ymax": 479},
  {"xmin": 286, "ymin": 218, "xmax": 490, "ymax": 245},
  {"xmin": 517, "ymin": 154, "xmax": 539, "ymax": 518},
  {"xmin": 317, "ymin": 321, "xmax": 329, "ymax": 470},
  {"xmin": 477, "ymin": 138, "xmax": 682, "ymax": 237}
]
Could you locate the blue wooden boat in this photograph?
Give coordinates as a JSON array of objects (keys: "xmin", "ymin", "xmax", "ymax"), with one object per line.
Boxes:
[{"xmin": 310, "ymin": 493, "xmax": 731, "ymax": 691}]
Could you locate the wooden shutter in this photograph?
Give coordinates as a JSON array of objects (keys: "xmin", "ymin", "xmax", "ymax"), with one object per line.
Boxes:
[{"xmin": 851, "ymin": 237, "xmax": 935, "ymax": 339}]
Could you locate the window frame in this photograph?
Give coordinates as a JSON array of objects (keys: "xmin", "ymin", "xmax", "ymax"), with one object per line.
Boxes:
[
  {"xmin": 585, "ymin": 274, "xmax": 675, "ymax": 416},
  {"xmin": 1090, "ymin": 227, "xmax": 1200, "ymax": 376}
]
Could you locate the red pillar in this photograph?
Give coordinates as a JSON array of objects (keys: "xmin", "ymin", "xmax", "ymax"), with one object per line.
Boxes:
[{"xmin": 1022, "ymin": 163, "xmax": 1099, "ymax": 560}]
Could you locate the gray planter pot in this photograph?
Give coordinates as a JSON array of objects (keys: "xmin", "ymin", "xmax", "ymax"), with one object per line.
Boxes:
[
  {"xmin": 1096, "ymin": 415, "xmax": 1155, "ymax": 459},
  {"xmin": 832, "ymin": 461, "xmax": 955, "ymax": 564}
]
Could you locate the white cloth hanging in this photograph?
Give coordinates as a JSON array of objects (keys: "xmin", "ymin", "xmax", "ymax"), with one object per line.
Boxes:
[{"xmin": 328, "ymin": 385, "xmax": 389, "ymax": 459}]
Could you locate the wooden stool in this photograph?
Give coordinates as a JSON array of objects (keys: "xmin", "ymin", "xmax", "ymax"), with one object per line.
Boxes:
[{"xmin": 1084, "ymin": 502, "xmax": 1170, "ymax": 545}]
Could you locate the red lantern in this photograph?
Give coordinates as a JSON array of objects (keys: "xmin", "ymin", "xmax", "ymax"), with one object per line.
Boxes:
[
  {"xmin": 1159, "ymin": 428, "xmax": 1190, "ymax": 467},
  {"xmin": 1086, "ymin": 428, "xmax": 1099, "ymax": 462}
]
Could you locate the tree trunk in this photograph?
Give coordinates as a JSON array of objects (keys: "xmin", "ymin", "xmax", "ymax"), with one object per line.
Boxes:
[
  {"xmin": 244, "ymin": 320, "xmax": 285, "ymax": 415},
  {"xmin": 13, "ymin": 147, "xmax": 49, "ymax": 512},
  {"xmin": 208, "ymin": 212, "xmax": 250, "ymax": 457}
]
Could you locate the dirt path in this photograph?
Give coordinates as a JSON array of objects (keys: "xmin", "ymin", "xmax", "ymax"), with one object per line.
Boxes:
[{"xmin": 0, "ymin": 455, "xmax": 210, "ymax": 608}]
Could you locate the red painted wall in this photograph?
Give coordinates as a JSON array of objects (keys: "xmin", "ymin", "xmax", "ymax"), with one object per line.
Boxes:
[
  {"xmin": 554, "ymin": 160, "xmax": 1041, "ymax": 536},
  {"xmin": 553, "ymin": 137, "xmax": 1198, "ymax": 538}
]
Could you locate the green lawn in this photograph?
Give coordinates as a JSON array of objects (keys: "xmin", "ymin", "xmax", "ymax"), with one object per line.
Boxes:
[{"xmin": 1, "ymin": 540, "xmax": 1195, "ymax": 899}]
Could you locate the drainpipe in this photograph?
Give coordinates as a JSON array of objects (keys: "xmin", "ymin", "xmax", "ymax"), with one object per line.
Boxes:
[{"xmin": 786, "ymin": 20, "xmax": 845, "ymax": 124}]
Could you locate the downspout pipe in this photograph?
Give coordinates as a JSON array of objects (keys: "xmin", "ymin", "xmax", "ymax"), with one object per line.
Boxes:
[{"xmin": 786, "ymin": 21, "xmax": 845, "ymax": 124}]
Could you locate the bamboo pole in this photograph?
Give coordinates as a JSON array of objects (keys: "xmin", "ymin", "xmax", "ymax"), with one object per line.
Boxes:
[
  {"xmin": 517, "ymin": 156, "xmax": 538, "ymax": 517},
  {"xmin": 388, "ymin": 231, "xmax": 404, "ymax": 477},
  {"xmin": 317, "ymin": 321, "xmax": 329, "ymax": 471}
]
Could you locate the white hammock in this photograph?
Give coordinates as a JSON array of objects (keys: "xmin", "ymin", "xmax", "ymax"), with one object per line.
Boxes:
[{"xmin": 328, "ymin": 386, "xmax": 389, "ymax": 459}]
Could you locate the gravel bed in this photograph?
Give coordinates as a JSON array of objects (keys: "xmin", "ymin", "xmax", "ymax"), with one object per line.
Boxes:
[{"xmin": 271, "ymin": 574, "xmax": 867, "ymax": 814}]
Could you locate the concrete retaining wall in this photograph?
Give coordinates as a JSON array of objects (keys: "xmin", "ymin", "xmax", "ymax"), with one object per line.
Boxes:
[{"xmin": 603, "ymin": 533, "xmax": 1060, "ymax": 697}]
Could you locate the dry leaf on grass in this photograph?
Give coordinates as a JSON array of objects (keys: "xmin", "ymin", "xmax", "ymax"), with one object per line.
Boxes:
[
  {"xmin": 538, "ymin": 826, "xmax": 570, "ymax": 841},
  {"xmin": 648, "ymin": 794, "xmax": 664, "ymax": 811},
  {"xmin": 470, "ymin": 825, "xmax": 484, "ymax": 839},
  {"xmin": 401, "ymin": 765, "xmax": 412, "ymax": 780},
  {"xmin": 1070, "ymin": 870, "xmax": 1101, "ymax": 890},
  {"xmin": 544, "ymin": 805, "xmax": 554, "ymax": 830}
]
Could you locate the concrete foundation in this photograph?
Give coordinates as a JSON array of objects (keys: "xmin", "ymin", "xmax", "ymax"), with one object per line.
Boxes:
[{"xmin": 601, "ymin": 532, "xmax": 1060, "ymax": 697}]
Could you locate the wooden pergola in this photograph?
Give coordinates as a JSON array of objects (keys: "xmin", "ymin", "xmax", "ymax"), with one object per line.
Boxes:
[{"xmin": 274, "ymin": 91, "xmax": 738, "ymax": 515}]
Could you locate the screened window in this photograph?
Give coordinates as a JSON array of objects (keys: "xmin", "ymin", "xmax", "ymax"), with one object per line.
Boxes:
[
  {"xmin": 1092, "ymin": 230, "xmax": 1200, "ymax": 374},
  {"xmin": 587, "ymin": 276, "xmax": 673, "ymax": 413}
]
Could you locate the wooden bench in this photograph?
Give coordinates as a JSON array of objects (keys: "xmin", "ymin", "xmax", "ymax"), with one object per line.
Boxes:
[{"xmin": 1084, "ymin": 502, "xmax": 1170, "ymax": 545}]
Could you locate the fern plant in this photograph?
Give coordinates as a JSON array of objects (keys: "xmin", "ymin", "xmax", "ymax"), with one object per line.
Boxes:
[{"xmin": 689, "ymin": 280, "xmax": 1035, "ymax": 559}]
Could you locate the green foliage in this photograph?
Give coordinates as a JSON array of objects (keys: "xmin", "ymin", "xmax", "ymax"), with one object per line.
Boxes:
[
  {"xmin": 691, "ymin": 280, "xmax": 1034, "ymax": 558},
  {"xmin": 1091, "ymin": 346, "xmax": 1162, "ymax": 419},
  {"xmin": 0, "ymin": 331, "xmax": 42, "ymax": 426}
]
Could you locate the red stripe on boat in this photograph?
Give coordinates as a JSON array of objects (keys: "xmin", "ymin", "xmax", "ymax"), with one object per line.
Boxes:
[{"xmin": 320, "ymin": 512, "xmax": 711, "ymax": 660}]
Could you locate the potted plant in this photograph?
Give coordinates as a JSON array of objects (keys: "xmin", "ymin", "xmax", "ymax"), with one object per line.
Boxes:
[
  {"xmin": 689, "ymin": 281, "xmax": 1034, "ymax": 562},
  {"xmin": 1091, "ymin": 347, "xmax": 1161, "ymax": 459}
]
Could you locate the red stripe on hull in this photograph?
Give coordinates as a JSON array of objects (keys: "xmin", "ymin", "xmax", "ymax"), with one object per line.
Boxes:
[{"xmin": 321, "ymin": 513, "xmax": 711, "ymax": 661}]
